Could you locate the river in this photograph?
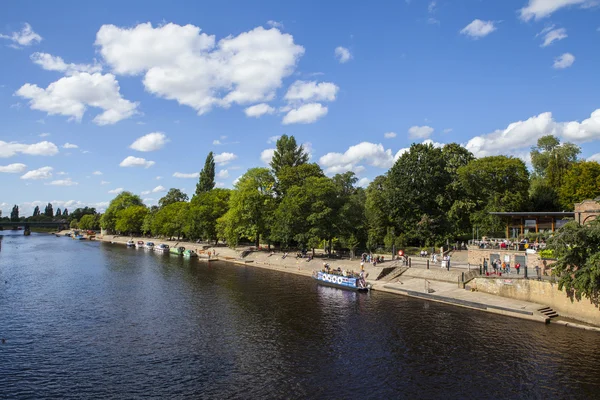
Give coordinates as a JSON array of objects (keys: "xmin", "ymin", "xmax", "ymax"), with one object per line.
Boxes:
[{"xmin": 1, "ymin": 232, "xmax": 600, "ymax": 399}]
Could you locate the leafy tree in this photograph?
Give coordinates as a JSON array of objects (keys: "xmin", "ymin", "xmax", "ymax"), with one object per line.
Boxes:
[
  {"xmin": 32, "ymin": 206, "xmax": 40, "ymax": 217},
  {"xmin": 11, "ymin": 205, "xmax": 19, "ymax": 221},
  {"xmin": 442, "ymin": 143, "xmax": 475, "ymax": 239},
  {"xmin": 152, "ymin": 202, "xmax": 189, "ymax": 239},
  {"xmin": 270, "ymin": 135, "xmax": 309, "ymax": 178},
  {"xmin": 63, "ymin": 208, "xmax": 69, "ymax": 217},
  {"xmin": 70, "ymin": 219, "xmax": 78, "ymax": 229},
  {"xmin": 79, "ymin": 214, "xmax": 101, "ymax": 230},
  {"xmin": 187, "ymin": 188, "xmax": 230, "ymax": 243},
  {"xmin": 549, "ymin": 220, "xmax": 600, "ymax": 304},
  {"xmin": 529, "ymin": 180, "xmax": 561, "ymax": 212},
  {"xmin": 44, "ymin": 203, "xmax": 53, "ymax": 217},
  {"xmin": 219, "ymin": 168, "xmax": 276, "ymax": 248},
  {"xmin": 558, "ymin": 161, "xmax": 600, "ymax": 210},
  {"xmin": 159, "ymin": 188, "xmax": 189, "ymax": 208},
  {"xmin": 275, "ymin": 163, "xmax": 324, "ymax": 196},
  {"xmin": 530, "ymin": 135, "xmax": 580, "ymax": 188},
  {"xmin": 55, "ymin": 208, "xmax": 62, "ymax": 217},
  {"xmin": 196, "ymin": 151, "xmax": 215, "ymax": 195},
  {"xmin": 101, "ymin": 192, "xmax": 144, "ymax": 232},
  {"xmin": 115, "ymin": 205, "xmax": 148, "ymax": 235},
  {"xmin": 365, "ymin": 175, "xmax": 390, "ymax": 250},
  {"xmin": 69, "ymin": 207, "xmax": 96, "ymax": 222},
  {"xmin": 142, "ymin": 206, "xmax": 158, "ymax": 236}
]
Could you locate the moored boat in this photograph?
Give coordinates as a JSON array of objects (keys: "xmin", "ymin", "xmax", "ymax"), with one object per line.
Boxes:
[
  {"xmin": 126, "ymin": 240, "xmax": 135, "ymax": 247},
  {"xmin": 170, "ymin": 246, "xmax": 185, "ymax": 256},
  {"xmin": 154, "ymin": 243, "xmax": 170, "ymax": 253},
  {"xmin": 145, "ymin": 242, "xmax": 155, "ymax": 250},
  {"xmin": 135, "ymin": 241, "xmax": 145, "ymax": 248},
  {"xmin": 183, "ymin": 249, "xmax": 197, "ymax": 258},
  {"xmin": 312, "ymin": 270, "xmax": 370, "ymax": 292}
]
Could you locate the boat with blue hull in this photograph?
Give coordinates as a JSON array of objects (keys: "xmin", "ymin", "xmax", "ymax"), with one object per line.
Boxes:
[{"xmin": 312, "ymin": 271, "xmax": 370, "ymax": 292}]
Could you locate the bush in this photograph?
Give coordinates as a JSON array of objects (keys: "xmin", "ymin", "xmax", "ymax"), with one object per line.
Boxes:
[{"xmin": 539, "ymin": 249, "xmax": 555, "ymax": 259}]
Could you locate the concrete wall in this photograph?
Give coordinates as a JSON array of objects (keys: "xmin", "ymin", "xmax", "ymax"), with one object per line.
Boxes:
[
  {"xmin": 473, "ymin": 278, "xmax": 600, "ymax": 326},
  {"xmin": 468, "ymin": 248, "xmax": 555, "ymax": 272}
]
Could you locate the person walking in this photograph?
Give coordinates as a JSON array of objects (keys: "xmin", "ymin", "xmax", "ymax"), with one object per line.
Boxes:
[
  {"xmin": 515, "ymin": 262, "xmax": 521, "ymax": 275},
  {"xmin": 483, "ymin": 259, "xmax": 488, "ymax": 274}
]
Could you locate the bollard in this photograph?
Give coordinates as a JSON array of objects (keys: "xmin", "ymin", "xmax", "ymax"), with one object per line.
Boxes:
[
  {"xmin": 524, "ymin": 264, "xmax": 528, "ymax": 279},
  {"xmin": 462, "ymin": 272, "xmax": 465, "ymax": 282},
  {"xmin": 446, "ymin": 261, "xmax": 450, "ymax": 271},
  {"xmin": 409, "ymin": 257, "xmax": 412, "ymax": 268},
  {"xmin": 479, "ymin": 264, "xmax": 482, "ymax": 275},
  {"xmin": 427, "ymin": 259, "xmax": 430, "ymax": 270}
]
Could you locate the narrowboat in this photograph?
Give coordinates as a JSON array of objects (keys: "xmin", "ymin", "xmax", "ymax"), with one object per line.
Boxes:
[
  {"xmin": 312, "ymin": 270, "xmax": 370, "ymax": 292},
  {"xmin": 170, "ymin": 246, "xmax": 185, "ymax": 256}
]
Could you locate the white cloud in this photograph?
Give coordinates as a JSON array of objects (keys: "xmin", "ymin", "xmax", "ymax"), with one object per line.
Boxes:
[
  {"xmin": 539, "ymin": 26, "xmax": 567, "ymax": 47},
  {"xmin": 156, "ymin": 176, "xmax": 162, "ymax": 180},
  {"xmin": 561, "ymin": 109, "xmax": 600, "ymax": 142},
  {"xmin": 520, "ymin": 0, "xmax": 596, "ymax": 21},
  {"xmin": 214, "ymin": 152, "xmax": 237, "ymax": 165},
  {"xmin": 588, "ymin": 153, "xmax": 600, "ymax": 162},
  {"xmin": 21, "ymin": 166, "xmax": 53, "ymax": 180},
  {"xmin": 334, "ymin": 46, "xmax": 352, "ymax": 63},
  {"xmin": 30, "ymin": 52, "xmax": 102, "ymax": 75},
  {"xmin": 173, "ymin": 172, "xmax": 199, "ymax": 178},
  {"xmin": 95, "ymin": 23, "xmax": 304, "ymax": 115},
  {"xmin": 460, "ymin": 19, "xmax": 496, "ymax": 39},
  {"xmin": 141, "ymin": 190, "xmax": 151, "ymax": 195},
  {"xmin": 267, "ymin": 20, "xmax": 284, "ymax": 29},
  {"xmin": 92, "ymin": 171, "xmax": 102, "ymax": 175},
  {"xmin": 216, "ymin": 169, "xmax": 229, "ymax": 179},
  {"xmin": 260, "ymin": 148, "xmax": 275, "ymax": 165},
  {"xmin": 15, "ymin": 72, "xmax": 139, "ymax": 125},
  {"xmin": 245, "ymin": 103, "xmax": 275, "ymax": 117},
  {"xmin": 108, "ymin": 187, "xmax": 124, "ymax": 194},
  {"xmin": 357, "ymin": 177, "xmax": 370, "ymax": 188},
  {"xmin": 428, "ymin": 1, "xmax": 437, "ymax": 13},
  {"xmin": 46, "ymin": 178, "xmax": 78, "ymax": 186},
  {"xmin": 39, "ymin": 132, "xmax": 50, "ymax": 137},
  {"xmin": 319, "ymin": 142, "xmax": 395, "ymax": 175},
  {"xmin": 284, "ymin": 81, "xmax": 339, "ymax": 103},
  {"xmin": 0, "ymin": 140, "xmax": 59, "ymax": 158},
  {"xmin": 213, "ymin": 140, "xmax": 222, "ymax": 145},
  {"xmin": 57, "ymin": 171, "xmax": 67, "ymax": 175},
  {"xmin": 408, "ymin": 125, "xmax": 434, "ymax": 139},
  {"xmin": 130, "ymin": 132, "xmax": 169, "ymax": 152},
  {"xmin": 553, "ymin": 53, "xmax": 575, "ymax": 69},
  {"xmin": 267, "ymin": 135, "xmax": 281, "ymax": 144},
  {"xmin": 282, "ymin": 103, "xmax": 328, "ymax": 125},
  {"xmin": 0, "ymin": 23, "xmax": 42, "ymax": 47},
  {"xmin": 119, "ymin": 156, "xmax": 155, "ymax": 168},
  {"xmin": 152, "ymin": 185, "xmax": 167, "ymax": 193},
  {"xmin": 63, "ymin": 142, "xmax": 78, "ymax": 149},
  {"xmin": 384, "ymin": 132, "xmax": 397, "ymax": 139},
  {"xmin": 443, "ymin": 128, "xmax": 453, "ymax": 133},
  {"xmin": 0, "ymin": 163, "xmax": 27, "ymax": 173},
  {"xmin": 100, "ymin": 180, "xmax": 110, "ymax": 185}
]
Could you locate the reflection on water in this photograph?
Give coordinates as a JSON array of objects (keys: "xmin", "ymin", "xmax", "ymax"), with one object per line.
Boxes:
[{"xmin": 1, "ymin": 232, "xmax": 600, "ymax": 399}]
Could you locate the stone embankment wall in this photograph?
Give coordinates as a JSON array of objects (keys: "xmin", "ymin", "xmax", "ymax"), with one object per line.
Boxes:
[
  {"xmin": 402, "ymin": 268, "xmax": 478, "ymax": 284},
  {"xmin": 472, "ymin": 278, "xmax": 600, "ymax": 326},
  {"xmin": 468, "ymin": 248, "xmax": 555, "ymax": 270}
]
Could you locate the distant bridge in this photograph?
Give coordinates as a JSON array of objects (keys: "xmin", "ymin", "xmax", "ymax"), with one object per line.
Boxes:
[{"xmin": 0, "ymin": 220, "xmax": 69, "ymax": 234}]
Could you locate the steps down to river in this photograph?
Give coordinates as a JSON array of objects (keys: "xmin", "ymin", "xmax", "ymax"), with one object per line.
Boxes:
[{"xmin": 538, "ymin": 307, "xmax": 559, "ymax": 319}]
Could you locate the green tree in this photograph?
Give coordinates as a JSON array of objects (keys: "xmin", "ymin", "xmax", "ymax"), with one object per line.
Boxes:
[
  {"xmin": 549, "ymin": 220, "xmax": 600, "ymax": 303},
  {"xmin": 32, "ymin": 206, "xmax": 40, "ymax": 217},
  {"xmin": 63, "ymin": 208, "xmax": 69, "ymax": 217},
  {"xmin": 11, "ymin": 205, "xmax": 19, "ymax": 221},
  {"xmin": 187, "ymin": 188, "xmax": 230, "ymax": 243},
  {"xmin": 196, "ymin": 151, "xmax": 215, "ymax": 195},
  {"xmin": 70, "ymin": 219, "xmax": 78, "ymax": 229},
  {"xmin": 79, "ymin": 214, "xmax": 101, "ymax": 230},
  {"xmin": 101, "ymin": 192, "xmax": 144, "ymax": 232},
  {"xmin": 142, "ymin": 206, "xmax": 158, "ymax": 236},
  {"xmin": 152, "ymin": 202, "xmax": 189, "ymax": 239},
  {"xmin": 115, "ymin": 205, "xmax": 148, "ymax": 235},
  {"xmin": 219, "ymin": 168, "xmax": 276, "ymax": 248},
  {"xmin": 69, "ymin": 207, "xmax": 96, "ymax": 222},
  {"xmin": 365, "ymin": 175, "xmax": 390, "ymax": 250},
  {"xmin": 442, "ymin": 143, "xmax": 476, "ymax": 239},
  {"xmin": 529, "ymin": 180, "xmax": 561, "ymax": 212},
  {"xmin": 44, "ymin": 203, "xmax": 53, "ymax": 217},
  {"xmin": 159, "ymin": 188, "xmax": 189, "ymax": 208},
  {"xmin": 275, "ymin": 163, "xmax": 324, "ymax": 196},
  {"xmin": 270, "ymin": 135, "xmax": 309, "ymax": 178},
  {"xmin": 530, "ymin": 135, "xmax": 580, "ymax": 188},
  {"xmin": 55, "ymin": 208, "xmax": 62, "ymax": 217},
  {"xmin": 558, "ymin": 161, "xmax": 600, "ymax": 210}
]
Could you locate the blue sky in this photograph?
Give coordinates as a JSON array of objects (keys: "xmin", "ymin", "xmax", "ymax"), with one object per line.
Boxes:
[{"xmin": 1, "ymin": 0, "xmax": 599, "ymax": 216}]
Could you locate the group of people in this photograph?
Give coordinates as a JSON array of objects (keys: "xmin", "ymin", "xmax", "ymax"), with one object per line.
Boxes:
[
  {"xmin": 361, "ymin": 253, "xmax": 384, "ymax": 266},
  {"xmin": 485, "ymin": 258, "xmax": 522, "ymax": 275}
]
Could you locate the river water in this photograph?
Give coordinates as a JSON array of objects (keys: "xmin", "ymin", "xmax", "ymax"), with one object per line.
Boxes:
[{"xmin": 1, "ymin": 232, "xmax": 600, "ymax": 399}]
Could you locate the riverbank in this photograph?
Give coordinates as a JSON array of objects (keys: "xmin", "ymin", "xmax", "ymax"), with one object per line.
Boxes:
[{"xmin": 60, "ymin": 232, "xmax": 600, "ymax": 331}]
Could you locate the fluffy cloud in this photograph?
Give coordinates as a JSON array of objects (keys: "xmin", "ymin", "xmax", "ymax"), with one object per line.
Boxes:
[
  {"xmin": 214, "ymin": 152, "xmax": 237, "ymax": 165},
  {"xmin": 260, "ymin": 148, "xmax": 275, "ymax": 165},
  {"xmin": 63, "ymin": 142, "xmax": 78, "ymax": 149},
  {"xmin": 21, "ymin": 166, "xmax": 53, "ymax": 180},
  {"xmin": 119, "ymin": 156, "xmax": 155, "ymax": 168},
  {"xmin": 152, "ymin": 185, "xmax": 167, "ymax": 193},
  {"xmin": 357, "ymin": 177, "xmax": 370, "ymax": 188},
  {"xmin": 538, "ymin": 26, "xmax": 567, "ymax": 47},
  {"xmin": 284, "ymin": 81, "xmax": 339, "ymax": 103},
  {"xmin": 561, "ymin": 109, "xmax": 600, "ymax": 142},
  {"xmin": 129, "ymin": 132, "xmax": 169, "ymax": 152},
  {"xmin": 408, "ymin": 125, "xmax": 434, "ymax": 139},
  {"xmin": 0, "ymin": 140, "xmax": 59, "ymax": 158},
  {"xmin": 108, "ymin": 187, "xmax": 124, "ymax": 194},
  {"xmin": 553, "ymin": 53, "xmax": 575, "ymax": 69},
  {"xmin": 15, "ymin": 72, "xmax": 138, "ymax": 125},
  {"xmin": 443, "ymin": 128, "xmax": 453, "ymax": 133},
  {"xmin": 520, "ymin": 0, "xmax": 595, "ymax": 21},
  {"xmin": 92, "ymin": 171, "xmax": 102, "ymax": 175},
  {"xmin": 0, "ymin": 163, "xmax": 27, "ymax": 173},
  {"xmin": 173, "ymin": 172, "xmax": 199, "ymax": 178},
  {"xmin": 95, "ymin": 23, "xmax": 304, "ymax": 115},
  {"xmin": 588, "ymin": 153, "xmax": 600, "ymax": 162},
  {"xmin": 334, "ymin": 46, "xmax": 352, "ymax": 63},
  {"xmin": 384, "ymin": 132, "xmax": 397, "ymax": 139},
  {"xmin": 245, "ymin": 103, "xmax": 275, "ymax": 117},
  {"xmin": 100, "ymin": 180, "xmax": 110, "ymax": 185},
  {"xmin": 30, "ymin": 52, "xmax": 102, "ymax": 75},
  {"xmin": 216, "ymin": 169, "xmax": 229, "ymax": 179},
  {"xmin": 319, "ymin": 142, "xmax": 396, "ymax": 174},
  {"xmin": 460, "ymin": 19, "xmax": 496, "ymax": 38},
  {"xmin": 39, "ymin": 133, "xmax": 50, "ymax": 137},
  {"xmin": 267, "ymin": 20, "xmax": 284, "ymax": 29},
  {"xmin": 282, "ymin": 103, "xmax": 328, "ymax": 125},
  {"xmin": 0, "ymin": 23, "xmax": 42, "ymax": 47},
  {"xmin": 267, "ymin": 135, "xmax": 280, "ymax": 144},
  {"xmin": 46, "ymin": 178, "xmax": 78, "ymax": 186}
]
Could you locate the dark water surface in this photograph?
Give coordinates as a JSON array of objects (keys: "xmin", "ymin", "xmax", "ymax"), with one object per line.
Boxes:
[{"xmin": 1, "ymin": 233, "xmax": 600, "ymax": 399}]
